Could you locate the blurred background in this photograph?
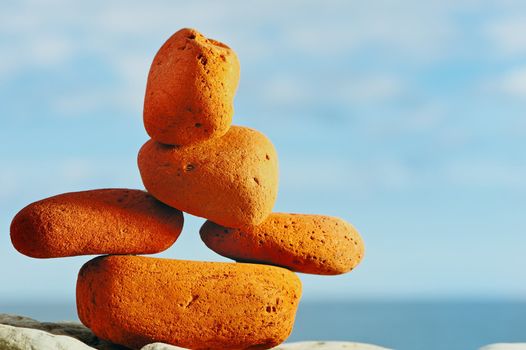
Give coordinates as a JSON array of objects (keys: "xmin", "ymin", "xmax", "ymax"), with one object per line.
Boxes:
[{"xmin": 1, "ymin": 1, "xmax": 525, "ymax": 349}]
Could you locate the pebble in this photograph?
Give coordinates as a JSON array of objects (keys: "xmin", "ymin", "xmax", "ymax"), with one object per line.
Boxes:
[
  {"xmin": 144, "ymin": 28, "xmax": 240, "ymax": 146},
  {"xmin": 138, "ymin": 126, "xmax": 279, "ymax": 228},
  {"xmin": 200, "ymin": 213, "xmax": 364, "ymax": 275},
  {"xmin": 10, "ymin": 189, "xmax": 183, "ymax": 258},
  {"xmin": 76, "ymin": 255, "xmax": 302, "ymax": 349}
]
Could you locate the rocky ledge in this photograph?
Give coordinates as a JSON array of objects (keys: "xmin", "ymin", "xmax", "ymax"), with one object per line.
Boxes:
[{"xmin": 0, "ymin": 314, "xmax": 390, "ymax": 350}]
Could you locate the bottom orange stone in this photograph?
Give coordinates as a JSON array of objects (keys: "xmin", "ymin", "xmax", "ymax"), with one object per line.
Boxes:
[{"xmin": 76, "ymin": 255, "xmax": 302, "ymax": 350}]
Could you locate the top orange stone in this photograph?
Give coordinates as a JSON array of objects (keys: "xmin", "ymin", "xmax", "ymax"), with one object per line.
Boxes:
[{"xmin": 144, "ymin": 28, "xmax": 240, "ymax": 146}]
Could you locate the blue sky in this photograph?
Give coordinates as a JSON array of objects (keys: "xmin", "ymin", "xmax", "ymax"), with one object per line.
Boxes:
[{"xmin": 1, "ymin": 0, "xmax": 525, "ymax": 302}]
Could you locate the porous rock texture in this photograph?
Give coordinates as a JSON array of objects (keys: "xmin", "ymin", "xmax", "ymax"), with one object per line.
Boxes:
[
  {"xmin": 76, "ymin": 255, "xmax": 302, "ymax": 350},
  {"xmin": 273, "ymin": 341, "xmax": 392, "ymax": 350},
  {"xmin": 144, "ymin": 28, "xmax": 240, "ymax": 146},
  {"xmin": 10, "ymin": 189, "xmax": 184, "ymax": 258},
  {"xmin": 138, "ymin": 126, "xmax": 279, "ymax": 228},
  {"xmin": 200, "ymin": 213, "xmax": 364, "ymax": 275}
]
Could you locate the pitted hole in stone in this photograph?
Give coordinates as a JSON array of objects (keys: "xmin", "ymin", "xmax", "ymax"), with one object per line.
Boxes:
[
  {"xmin": 265, "ymin": 154, "xmax": 270, "ymax": 160},
  {"xmin": 184, "ymin": 164, "xmax": 195, "ymax": 172},
  {"xmin": 253, "ymin": 177, "xmax": 260, "ymax": 185},
  {"xmin": 194, "ymin": 123, "xmax": 202, "ymax": 128},
  {"xmin": 223, "ymin": 229, "xmax": 229, "ymax": 234},
  {"xmin": 185, "ymin": 294, "xmax": 200, "ymax": 308},
  {"xmin": 187, "ymin": 33, "xmax": 196, "ymax": 40},
  {"xmin": 159, "ymin": 143, "xmax": 177, "ymax": 151},
  {"xmin": 197, "ymin": 54, "xmax": 208, "ymax": 66}
]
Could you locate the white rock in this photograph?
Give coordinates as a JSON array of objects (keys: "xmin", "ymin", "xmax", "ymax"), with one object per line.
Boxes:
[
  {"xmin": 141, "ymin": 343, "xmax": 189, "ymax": 349},
  {"xmin": 272, "ymin": 341, "xmax": 392, "ymax": 350},
  {"xmin": 479, "ymin": 344, "xmax": 526, "ymax": 350},
  {"xmin": 139, "ymin": 341, "xmax": 391, "ymax": 350},
  {"xmin": 1, "ymin": 314, "xmax": 391, "ymax": 350},
  {"xmin": 0, "ymin": 323, "xmax": 96, "ymax": 350},
  {"xmin": 0, "ymin": 314, "xmax": 118, "ymax": 349}
]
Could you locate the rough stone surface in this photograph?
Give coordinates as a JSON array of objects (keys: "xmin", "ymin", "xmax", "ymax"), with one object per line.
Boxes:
[
  {"xmin": 0, "ymin": 314, "xmax": 120, "ymax": 349},
  {"xmin": 201, "ymin": 213, "xmax": 364, "ymax": 275},
  {"xmin": 0, "ymin": 314, "xmax": 392, "ymax": 350},
  {"xmin": 272, "ymin": 342, "xmax": 391, "ymax": 349},
  {"xmin": 141, "ymin": 343, "xmax": 188, "ymax": 350},
  {"xmin": 10, "ymin": 189, "xmax": 184, "ymax": 258},
  {"xmin": 140, "ymin": 341, "xmax": 391, "ymax": 350},
  {"xmin": 77, "ymin": 255, "xmax": 301, "ymax": 350},
  {"xmin": 0, "ymin": 323, "xmax": 95, "ymax": 350},
  {"xmin": 479, "ymin": 344, "xmax": 526, "ymax": 350},
  {"xmin": 138, "ymin": 126, "xmax": 279, "ymax": 228},
  {"xmin": 144, "ymin": 28, "xmax": 240, "ymax": 146}
]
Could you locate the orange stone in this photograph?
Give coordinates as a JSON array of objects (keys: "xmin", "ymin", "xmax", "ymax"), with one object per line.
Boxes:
[
  {"xmin": 144, "ymin": 28, "xmax": 240, "ymax": 145},
  {"xmin": 200, "ymin": 213, "xmax": 364, "ymax": 275},
  {"xmin": 10, "ymin": 189, "xmax": 183, "ymax": 258},
  {"xmin": 76, "ymin": 255, "xmax": 302, "ymax": 350},
  {"xmin": 138, "ymin": 126, "xmax": 279, "ymax": 228}
]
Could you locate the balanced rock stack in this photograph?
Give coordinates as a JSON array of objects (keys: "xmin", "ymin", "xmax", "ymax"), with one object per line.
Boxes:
[{"xmin": 9, "ymin": 28, "xmax": 365, "ymax": 350}]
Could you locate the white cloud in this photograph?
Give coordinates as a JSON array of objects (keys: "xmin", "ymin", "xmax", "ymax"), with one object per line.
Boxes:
[
  {"xmin": 261, "ymin": 76, "xmax": 312, "ymax": 106},
  {"xmin": 487, "ymin": 16, "xmax": 526, "ymax": 56},
  {"xmin": 261, "ymin": 73, "xmax": 406, "ymax": 109},
  {"xmin": 281, "ymin": 156, "xmax": 414, "ymax": 197},
  {"xmin": 496, "ymin": 67, "xmax": 526, "ymax": 99},
  {"xmin": 482, "ymin": 66, "xmax": 526, "ymax": 101},
  {"xmin": 444, "ymin": 160, "xmax": 526, "ymax": 190},
  {"xmin": 340, "ymin": 75, "xmax": 405, "ymax": 103},
  {"xmin": 276, "ymin": 1, "xmax": 464, "ymax": 60},
  {"xmin": 0, "ymin": 0, "xmax": 472, "ymax": 116},
  {"xmin": 0, "ymin": 157, "xmax": 141, "ymax": 207}
]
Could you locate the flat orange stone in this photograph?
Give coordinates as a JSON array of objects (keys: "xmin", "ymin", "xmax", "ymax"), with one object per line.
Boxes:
[
  {"xmin": 10, "ymin": 189, "xmax": 183, "ymax": 258},
  {"xmin": 200, "ymin": 213, "xmax": 364, "ymax": 275},
  {"xmin": 76, "ymin": 255, "xmax": 302, "ymax": 349}
]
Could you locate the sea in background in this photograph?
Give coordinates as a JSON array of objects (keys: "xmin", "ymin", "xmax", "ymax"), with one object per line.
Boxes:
[{"xmin": 1, "ymin": 300, "xmax": 525, "ymax": 350}]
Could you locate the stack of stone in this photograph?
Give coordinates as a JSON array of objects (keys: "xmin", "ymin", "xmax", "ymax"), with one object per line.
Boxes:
[{"xmin": 9, "ymin": 28, "xmax": 365, "ymax": 350}]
